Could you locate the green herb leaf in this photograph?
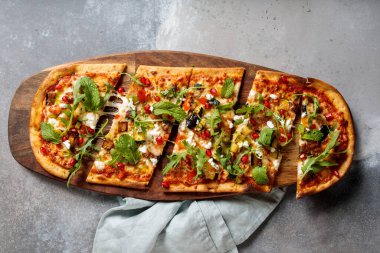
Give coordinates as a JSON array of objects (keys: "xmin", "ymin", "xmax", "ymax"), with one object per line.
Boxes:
[
  {"xmin": 235, "ymin": 104, "xmax": 264, "ymax": 115},
  {"xmin": 40, "ymin": 122, "xmax": 62, "ymax": 144},
  {"xmin": 298, "ymin": 124, "xmax": 305, "ymax": 136},
  {"xmin": 125, "ymin": 73, "xmax": 144, "ymax": 86},
  {"xmin": 302, "ymin": 129, "xmax": 324, "ymax": 141},
  {"xmin": 301, "ymin": 131, "xmax": 340, "ymax": 178},
  {"xmin": 114, "ymin": 134, "xmax": 140, "ymax": 165},
  {"xmin": 162, "ymin": 153, "xmax": 185, "ymax": 175},
  {"xmin": 252, "ymin": 166, "xmax": 269, "ymax": 185},
  {"xmin": 258, "ymin": 127, "xmax": 275, "ymax": 147},
  {"xmin": 217, "ymin": 103, "xmax": 234, "ymax": 113},
  {"xmin": 195, "ymin": 148, "xmax": 207, "ymax": 178},
  {"xmin": 76, "ymin": 77, "xmax": 101, "ymax": 112},
  {"xmin": 153, "ymin": 101, "xmax": 186, "ymax": 122},
  {"xmin": 207, "ymin": 109, "xmax": 222, "ymax": 136},
  {"xmin": 221, "ymin": 78, "xmax": 234, "ymax": 98}
]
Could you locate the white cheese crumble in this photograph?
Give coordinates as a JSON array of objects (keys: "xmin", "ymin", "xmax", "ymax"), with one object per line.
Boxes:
[
  {"xmin": 150, "ymin": 158, "xmax": 158, "ymax": 166},
  {"xmin": 227, "ymin": 120, "xmax": 234, "ymax": 129},
  {"xmin": 186, "ymin": 131, "xmax": 196, "ymax": 147},
  {"xmin": 273, "ymin": 159, "xmax": 280, "ymax": 169},
  {"xmin": 149, "ymin": 105, "xmax": 154, "ymax": 112},
  {"xmin": 204, "ymin": 141, "xmax": 212, "ymax": 149},
  {"xmin": 179, "ymin": 122, "xmax": 186, "ymax": 131},
  {"xmin": 233, "ymin": 115, "xmax": 244, "ymax": 122},
  {"xmin": 270, "ymin": 147, "xmax": 276, "ymax": 153},
  {"xmin": 255, "ymin": 149, "xmax": 263, "ymax": 159},
  {"xmin": 138, "ymin": 145, "xmax": 148, "ymax": 154},
  {"xmin": 146, "ymin": 123, "xmax": 164, "ymax": 141},
  {"xmin": 301, "ymin": 112, "xmax": 307, "ymax": 118},
  {"xmin": 208, "ymin": 158, "xmax": 219, "ymax": 170},
  {"xmin": 81, "ymin": 112, "xmax": 99, "ymax": 129},
  {"xmin": 206, "ymin": 93, "xmax": 214, "ymax": 100},
  {"xmin": 62, "ymin": 140, "xmax": 71, "ymax": 150},
  {"xmin": 59, "ymin": 103, "xmax": 67, "ymax": 109},
  {"xmin": 94, "ymin": 160, "xmax": 105, "ymax": 171},
  {"xmin": 47, "ymin": 117, "xmax": 64, "ymax": 131},
  {"xmin": 269, "ymin": 94, "xmax": 278, "ymax": 99},
  {"xmin": 118, "ymin": 97, "xmax": 136, "ymax": 116},
  {"xmin": 267, "ymin": 120, "xmax": 275, "ymax": 129},
  {"xmin": 242, "ymin": 141, "xmax": 249, "ymax": 148},
  {"xmin": 248, "ymin": 89, "xmax": 256, "ymax": 99}
]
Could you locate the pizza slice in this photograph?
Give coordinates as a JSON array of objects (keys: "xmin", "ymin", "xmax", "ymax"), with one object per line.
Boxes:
[
  {"xmin": 86, "ymin": 66, "xmax": 192, "ymax": 187},
  {"xmin": 296, "ymin": 78, "xmax": 354, "ymax": 198},
  {"xmin": 162, "ymin": 67, "xmax": 246, "ymax": 192},
  {"xmin": 30, "ymin": 64, "xmax": 126, "ymax": 180},
  {"xmin": 230, "ymin": 71, "xmax": 305, "ymax": 192}
]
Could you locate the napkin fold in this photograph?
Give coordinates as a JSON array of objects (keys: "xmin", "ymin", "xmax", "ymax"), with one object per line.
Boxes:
[{"xmin": 93, "ymin": 188, "xmax": 285, "ymax": 253}]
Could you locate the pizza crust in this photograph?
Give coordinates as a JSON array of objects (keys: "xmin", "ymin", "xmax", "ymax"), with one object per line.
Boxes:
[
  {"xmin": 86, "ymin": 173, "xmax": 148, "ymax": 189},
  {"xmin": 296, "ymin": 78, "xmax": 355, "ymax": 198},
  {"xmin": 29, "ymin": 63, "xmax": 126, "ymax": 179},
  {"xmin": 165, "ymin": 181, "xmax": 251, "ymax": 193}
]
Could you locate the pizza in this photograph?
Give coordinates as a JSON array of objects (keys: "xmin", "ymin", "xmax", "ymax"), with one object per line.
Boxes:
[
  {"xmin": 30, "ymin": 64, "xmax": 126, "ymax": 180},
  {"xmin": 30, "ymin": 62, "xmax": 354, "ymax": 198},
  {"xmin": 296, "ymin": 78, "xmax": 355, "ymax": 198},
  {"xmin": 85, "ymin": 66, "xmax": 192, "ymax": 187},
  {"xmin": 161, "ymin": 67, "xmax": 246, "ymax": 192},
  {"xmin": 230, "ymin": 71, "xmax": 305, "ymax": 192}
]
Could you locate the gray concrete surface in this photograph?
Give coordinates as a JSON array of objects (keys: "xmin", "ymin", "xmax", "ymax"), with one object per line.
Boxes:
[{"xmin": 1, "ymin": 0, "xmax": 379, "ymax": 252}]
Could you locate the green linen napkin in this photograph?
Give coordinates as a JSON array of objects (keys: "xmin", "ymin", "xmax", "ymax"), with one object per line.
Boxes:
[{"xmin": 93, "ymin": 188, "xmax": 285, "ymax": 253}]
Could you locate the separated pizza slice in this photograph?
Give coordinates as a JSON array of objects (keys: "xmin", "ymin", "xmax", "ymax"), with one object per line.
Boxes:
[
  {"xmin": 230, "ymin": 70, "xmax": 305, "ymax": 192},
  {"xmin": 162, "ymin": 67, "xmax": 247, "ymax": 192},
  {"xmin": 296, "ymin": 78, "xmax": 354, "ymax": 198},
  {"xmin": 30, "ymin": 63, "xmax": 126, "ymax": 179},
  {"xmin": 86, "ymin": 66, "xmax": 192, "ymax": 188}
]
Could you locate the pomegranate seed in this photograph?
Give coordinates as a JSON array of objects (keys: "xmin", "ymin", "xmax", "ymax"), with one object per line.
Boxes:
[
  {"xmin": 241, "ymin": 155, "xmax": 249, "ymax": 164},
  {"xmin": 210, "ymin": 88, "xmax": 217, "ymax": 95},
  {"xmin": 264, "ymin": 100, "xmax": 270, "ymax": 108},
  {"xmin": 117, "ymin": 87, "xmax": 125, "ymax": 94},
  {"xmin": 287, "ymin": 133, "xmax": 292, "ymax": 139},
  {"xmin": 116, "ymin": 162, "xmax": 125, "ymax": 170},
  {"xmin": 88, "ymin": 128, "xmax": 95, "ymax": 135},
  {"xmin": 252, "ymin": 132, "xmax": 259, "ymax": 140},
  {"xmin": 204, "ymin": 130, "xmax": 211, "ymax": 138},
  {"xmin": 40, "ymin": 146, "xmax": 48, "ymax": 155},
  {"xmin": 156, "ymin": 136, "xmax": 164, "ymax": 145},
  {"xmin": 154, "ymin": 95, "xmax": 161, "ymax": 102},
  {"xmin": 69, "ymin": 158, "xmax": 76, "ymax": 167},
  {"xmin": 206, "ymin": 149, "xmax": 212, "ymax": 157},
  {"xmin": 325, "ymin": 113, "xmax": 334, "ymax": 121},
  {"xmin": 62, "ymin": 95, "xmax": 69, "ymax": 103},
  {"xmin": 250, "ymin": 118, "xmax": 256, "ymax": 126},
  {"xmin": 144, "ymin": 104, "xmax": 152, "ymax": 114},
  {"xmin": 279, "ymin": 109, "xmax": 285, "ymax": 116},
  {"xmin": 140, "ymin": 77, "xmax": 151, "ymax": 86},
  {"xmin": 78, "ymin": 137, "xmax": 84, "ymax": 145},
  {"xmin": 162, "ymin": 181, "xmax": 170, "ymax": 189},
  {"xmin": 62, "ymin": 136, "xmax": 68, "ymax": 142},
  {"xmin": 311, "ymin": 124, "xmax": 317, "ymax": 129},
  {"xmin": 332, "ymin": 170, "xmax": 340, "ymax": 177},
  {"xmin": 279, "ymin": 135, "xmax": 287, "ymax": 142},
  {"xmin": 205, "ymin": 102, "xmax": 211, "ymax": 109},
  {"xmin": 300, "ymin": 153, "xmax": 307, "ymax": 160},
  {"xmin": 55, "ymin": 84, "xmax": 63, "ymax": 90}
]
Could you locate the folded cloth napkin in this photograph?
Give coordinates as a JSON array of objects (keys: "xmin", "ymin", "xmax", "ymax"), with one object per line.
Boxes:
[{"xmin": 93, "ymin": 188, "xmax": 285, "ymax": 253}]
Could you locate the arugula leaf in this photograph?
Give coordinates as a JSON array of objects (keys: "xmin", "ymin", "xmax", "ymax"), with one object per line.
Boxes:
[
  {"xmin": 217, "ymin": 103, "xmax": 234, "ymax": 113},
  {"xmin": 252, "ymin": 166, "xmax": 269, "ymax": 185},
  {"xmin": 111, "ymin": 134, "xmax": 140, "ymax": 166},
  {"xmin": 153, "ymin": 101, "xmax": 186, "ymax": 122},
  {"xmin": 40, "ymin": 122, "xmax": 62, "ymax": 144},
  {"xmin": 221, "ymin": 78, "xmax": 234, "ymax": 98},
  {"xmin": 162, "ymin": 153, "xmax": 185, "ymax": 175},
  {"xmin": 307, "ymin": 96, "xmax": 320, "ymax": 126},
  {"xmin": 195, "ymin": 149, "xmax": 207, "ymax": 179},
  {"xmin": 301, "ymin": 131, "xmax": 340, "ymax": 178},
  {"xmin": 207, "ymin": 109, "xmax": 222, "ymax": 136},
  {"xmin": 76, "ymin": 77, "xmax": 101, "ymax": 112},
  {"xmin": 302, "ymin": 129, "xmax": 324, "ymax": 141},
  {"xmin": 298, "ymin": 124, "xmax": 305, "ymax": 136},
  {"xmin": 125, "ymin": 73, "xmax": 144, "ymax": 86},
  {"xmin": 258, "ymin": 93, "xmax": 264, "ymax": 104},
  {"xmin": 258, "ymin": 127, "xmax": 275, "ymax": 147},
  {"xmin": 67, "ymin": 119, "xmax": 108, "ymax": 188},
  {"xmin": 236, "ymin": 104, "xmax": 264, "ymax": 115}
]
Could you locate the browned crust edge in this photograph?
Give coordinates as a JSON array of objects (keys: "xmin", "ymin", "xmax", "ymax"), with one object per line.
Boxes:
[
  {"xmin": 296, "ymin": 78, "xmax": 355, "ymax": 198},
  {"xmin": 165, "ymin": 181, "xmax": 251, "ymax": 193},
  {"xmin": 86, "ymin": 173, "xmax": 148, "ymax": 189}
]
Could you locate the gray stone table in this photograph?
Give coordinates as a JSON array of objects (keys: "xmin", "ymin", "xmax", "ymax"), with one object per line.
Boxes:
[{"xmin": 1, "ymin": 1, "xmax": 379, "ymax": 252}]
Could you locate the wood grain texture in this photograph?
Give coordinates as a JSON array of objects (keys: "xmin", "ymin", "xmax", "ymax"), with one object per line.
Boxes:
[{"xmin": 9, "ymin": 50, "xmax": 300, "ymax": 201}]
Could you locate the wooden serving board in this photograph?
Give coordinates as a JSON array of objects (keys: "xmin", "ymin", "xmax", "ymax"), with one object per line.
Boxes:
[{"xmin": 8, "ymin": 50, "xmax": 300, "ymax": 201}]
